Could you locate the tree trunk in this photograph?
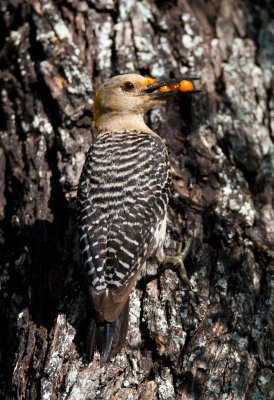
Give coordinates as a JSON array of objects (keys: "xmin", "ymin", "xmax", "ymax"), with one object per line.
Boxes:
[{"xmin": 0, "ymin": 0, "xmax": 273, "ymax": 399}]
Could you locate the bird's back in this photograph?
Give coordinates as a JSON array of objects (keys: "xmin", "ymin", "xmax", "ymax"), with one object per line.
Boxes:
[{"xmin": 77, "ymin": 130, "xmax": 170, "ymax": 362}]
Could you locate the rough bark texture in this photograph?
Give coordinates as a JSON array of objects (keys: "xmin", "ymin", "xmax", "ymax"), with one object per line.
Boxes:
[{"xmin": 0, "ymin": 0, "xmax": 273, "ymax": 399}]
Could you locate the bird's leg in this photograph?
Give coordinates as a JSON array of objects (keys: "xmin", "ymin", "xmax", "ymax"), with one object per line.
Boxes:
[{"xmin": 156, "ymin": 238, "xmax": 192, "ymax": 287}]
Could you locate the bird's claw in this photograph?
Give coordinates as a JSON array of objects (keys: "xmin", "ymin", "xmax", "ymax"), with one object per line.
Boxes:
[{"xmin": 157, "ymin": 238, "xmax": 192, "ymax": 287}]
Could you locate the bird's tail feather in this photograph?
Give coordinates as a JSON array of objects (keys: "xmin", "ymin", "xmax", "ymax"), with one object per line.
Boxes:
[{"xmin": 87, "ymin": 299, "xmax": 129, "ymax": 365}]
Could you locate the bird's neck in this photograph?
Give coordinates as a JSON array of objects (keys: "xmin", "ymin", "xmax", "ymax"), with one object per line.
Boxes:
[{"xmin": 95, "ymin": 111, "xmax": 156, "ymax": 135}]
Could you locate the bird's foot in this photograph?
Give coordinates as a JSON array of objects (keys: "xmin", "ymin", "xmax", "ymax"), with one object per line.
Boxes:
[{"xmin": 156, "ymin": 238, "xmax": 192, "ymax": 287}]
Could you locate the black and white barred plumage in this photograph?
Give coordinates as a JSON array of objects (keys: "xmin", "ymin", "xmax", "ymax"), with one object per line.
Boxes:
[
  {"xmin": 76, "ymin": 71, "xmax": 199, "ymax": 363},
  {"xmin": 77, "ymin": 129, "xmax": 170, "ymax": 362}
]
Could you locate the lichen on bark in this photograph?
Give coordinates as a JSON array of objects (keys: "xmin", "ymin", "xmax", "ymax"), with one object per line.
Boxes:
[{"xmin": 0, "ymin": 0, "xmax": 273, "ymax": 399}]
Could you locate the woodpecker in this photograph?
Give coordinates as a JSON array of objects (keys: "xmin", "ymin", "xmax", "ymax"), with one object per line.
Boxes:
[{"xmin": 77, "ymin": 74, "xmax": 198, "ymax": 364}]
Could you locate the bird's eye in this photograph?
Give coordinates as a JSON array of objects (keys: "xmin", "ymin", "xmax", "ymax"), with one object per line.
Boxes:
[{"xmin": 123, "ymin": 81, "xmax": 135, "ymax": 92}]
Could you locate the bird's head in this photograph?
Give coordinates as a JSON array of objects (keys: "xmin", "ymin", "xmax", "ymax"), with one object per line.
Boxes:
[{"xmin": 93, "ymin": 73, "xmax": 198, "ymax": 133}]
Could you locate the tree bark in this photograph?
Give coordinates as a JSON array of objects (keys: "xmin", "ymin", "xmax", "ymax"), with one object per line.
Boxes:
[{"xmin": 0, "ymin": 0, "xmax": 273, "ymax": 399}]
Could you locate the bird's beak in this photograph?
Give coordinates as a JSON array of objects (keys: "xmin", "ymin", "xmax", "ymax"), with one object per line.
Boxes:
[{"xmin": 143, "ymin": 76, "xmax": 201, "ymax": 100}]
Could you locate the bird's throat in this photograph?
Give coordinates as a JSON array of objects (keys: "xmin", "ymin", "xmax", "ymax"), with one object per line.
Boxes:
[{"xmin": 95, "ymin": 111, "xmax": 155, "ymax": 135}]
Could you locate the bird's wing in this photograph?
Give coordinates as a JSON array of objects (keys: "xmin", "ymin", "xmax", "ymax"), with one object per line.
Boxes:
[{"xmin": 77, "ymin": 131, "xmax": 170, "ymax": 322}]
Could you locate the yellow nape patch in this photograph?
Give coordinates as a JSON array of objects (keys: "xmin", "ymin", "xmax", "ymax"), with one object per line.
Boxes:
[
  {"xmin": 143, "ymin": 77, "xmax": 156, "ymax": 86},
  {"xmin": 93, "ymin": 90, "xmax": 101, "ymax": 127}
]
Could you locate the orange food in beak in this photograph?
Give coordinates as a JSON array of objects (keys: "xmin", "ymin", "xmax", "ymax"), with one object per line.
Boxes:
[
  {"xmin": 158, "ymin": 85, "xmax": 171, "ymax": 93},
  {"xmin": 167, "ymin": 83, "xmax": 180, "ymax": 90},
  {"xmin": 158, "ymin": 80, "xmax": 194, "ymax": 93},
  {"xmin": 179, "ymin": 80, "xmax": 193, "ymax": 92}
]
